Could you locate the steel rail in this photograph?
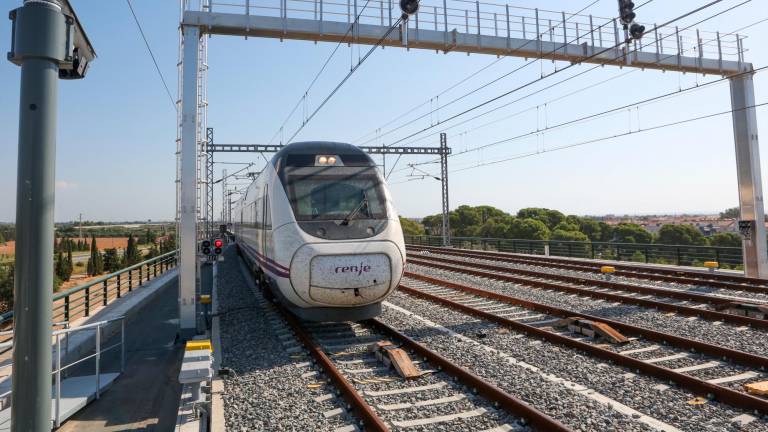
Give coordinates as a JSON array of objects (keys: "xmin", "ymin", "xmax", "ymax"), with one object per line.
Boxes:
[
  {"xmin": 409, "ymin": 245, "xmax": 768, "ymax": 294},
  {"xmin": 403, "ymin": 271, "xmax": 768, "ymax": 371},
  {"xmin": 276, "ymin": 306, "xmax": 390, "ymax": 432},
  {"xmin": 407, "ymin": 256, "xmax": 768, "ymax": 330},
  {"xmin": 367, "ymin": 318, "xmax": 574, "ymax": 432},
  {"xmin": 396, "ymin": 280, "xmax": 768, "ymax": 415},
  {"xmin": 409, "ymin": 250, "xmax": 763, "ymax": 305}
]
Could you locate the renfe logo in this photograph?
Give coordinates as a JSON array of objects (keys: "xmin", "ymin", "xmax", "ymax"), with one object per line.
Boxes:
[{"xmin": 335, "ymin": 263, "xmax": 372, "ymax": 276}]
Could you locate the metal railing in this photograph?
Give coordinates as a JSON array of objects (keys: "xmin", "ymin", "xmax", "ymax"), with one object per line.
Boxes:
[
  {"xmin": 0, "ymin": 250, "xmax": 177, "ymax": 329},
  {"xmin": 405, "ymin": 235, "xmax": 744, "ymax": 269},
  {"xmin": 0, "ymin": 317, "xmax": 126, "ymax": 427},
  {"xmin": 198, "ymin": 0, "xmax": 744, "ymax": 63}
]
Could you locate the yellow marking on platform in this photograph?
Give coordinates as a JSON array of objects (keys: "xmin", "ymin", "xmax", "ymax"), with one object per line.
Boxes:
[{"xmin": 186, "ymin": 340, "xmax": 212, "ymax": 352}]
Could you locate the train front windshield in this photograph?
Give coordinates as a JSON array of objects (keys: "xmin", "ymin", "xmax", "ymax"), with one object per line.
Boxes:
[{"xmin": 283, "ymin": 167, "xmax": 387, "ymax": 222}]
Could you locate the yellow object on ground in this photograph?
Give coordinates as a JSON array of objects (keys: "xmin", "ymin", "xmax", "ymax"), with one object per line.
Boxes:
[
  {"xmin": 600, "ymin": 266, "xmax": 616, "ymax": 274},
  {"xmin": 704, "ymin": 261, "xmax": 719, "ymax": 269},
  {"xmin": 186, "ymin": 340, "xmax": 213, "ymax": 352}
]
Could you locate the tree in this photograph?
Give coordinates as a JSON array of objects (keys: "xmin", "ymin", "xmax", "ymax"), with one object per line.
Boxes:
[
  {"xmin": 551, "ymin": 229, "xmax": 589, "ymax": 242},
  {"xmin": 145, "ymin": 244, "xmax": 161, "ymax": 259},
  {"xmin": 507, "ymin": 218, "xmax": 550, "ymax": 240},
  {"xmin": 88, "ymin": 234, "xmax": 103, "ymax": 276},
  {"xmin": 64, "ymin": 241, "xmax": 73, "ymax": 281},
  {"xmin": 450, "ymin": 205, "xmax": 483, "ymax": 236},
  {"xmin": 103, "ymin": 248, "xmax": 121, "ymax": 273},
  {"xmin": 0, "ymin": 265, "xmax": 14, "ymax": 309},
  {"xmin": 612, "ymin": 223, "xmax": 652, "ymax": 244},
  {"xmin": 55, "ymin": 252, "xmax": 65, "ymax": 281},
  {"xmin": 399, "ymin": 217, "xmax": 425, "ymax": 236},
  {"xmin": 709, "ymin": 232, "xmax": 742, "ymax": 248},
  {"xmin": 719, "ymin": 207, "xmax": 739, "ymax": 219},
  {"xmin": 516, "ymin": 208, "xmax": 565, "ymax": 230},
  {"xmin": 0, "ymin": 231, "xmax": 4, "ymax": 245},
  {"xmin": 553, "ymin": 221, "xmax": 580, "ymax": 233},
  {"xmin": 656, "ymin": 224, "xmax": 707, "ymax": 246},
  {"xmin": 597, "ymin": 222, "xmax": 614, "ymax": 242},
  {"xmin": 124, "ymin": 235, "xmax": 141, "ymax": 266},
  {"xmin": 478, "ymin": 217, "xmax": 511, "ymax": 238},
  {"xmin": 144, "ymin": 228, "xmax": 156, "ymax": 245}
]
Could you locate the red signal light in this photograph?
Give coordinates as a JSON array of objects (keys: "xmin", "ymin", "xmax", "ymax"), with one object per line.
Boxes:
[{"xmin": 214, "ymin": 239, "xmax": 223, "ymax": 248}]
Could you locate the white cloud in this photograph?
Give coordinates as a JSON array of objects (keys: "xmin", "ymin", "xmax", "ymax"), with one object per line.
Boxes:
[{"xmin": 55, "ymin": 180, "xmax": 77, "ymax": 190}]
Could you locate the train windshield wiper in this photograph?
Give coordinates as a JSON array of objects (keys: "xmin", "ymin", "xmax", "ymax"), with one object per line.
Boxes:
[{"xmin": 340, "ymin": 191, "xmax": 368, "ymax": 226}]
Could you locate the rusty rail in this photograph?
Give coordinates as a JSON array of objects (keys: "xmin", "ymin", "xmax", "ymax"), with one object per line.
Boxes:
[
  {"xmin": 409, "ymin": 245, "xmax": 768, "ymax": 294},
  {"xmin": 404, "ymin": 271, "xmax": 768, "ymax": 371},
  {"xmin": 407, "ymin": 256, "xmax": 768, "ymax": 330},
  {"xmin": 277, "ymin": 307, "xmax": 390, "ymax": 432},
  {"xmin": 397, "ymin": 279, "xmax": 768, "ymax": 416},
  {"xmin": 368, "ymin": 318, "xmax": 574, "ymax": 432}
]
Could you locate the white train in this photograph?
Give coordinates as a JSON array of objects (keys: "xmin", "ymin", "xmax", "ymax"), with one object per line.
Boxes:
[{"xmin": 232, "ymin": 142, "xmax": 406, "ymax": 321}]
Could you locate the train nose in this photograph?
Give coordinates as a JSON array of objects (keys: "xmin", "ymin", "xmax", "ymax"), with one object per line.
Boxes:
[
  {"xmin": 290, "ymin": 241, "xmax": 403, "ymax": 307},
  {"xmin": 308, "ymin": 254, "xmax": 391, "ymax": 305}
]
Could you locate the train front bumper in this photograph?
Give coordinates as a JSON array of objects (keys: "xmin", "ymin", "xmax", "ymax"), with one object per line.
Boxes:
[{"xmin": 289, "ymin": 240, "xmax": 404, "ymax": 307}]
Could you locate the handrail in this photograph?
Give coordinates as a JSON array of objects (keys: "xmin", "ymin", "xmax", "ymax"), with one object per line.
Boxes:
[
  {"xmin": 0, "ymin": 250, "xmax": 178, "ymax": 326},
  {"xmin": 405, "ymin": 235, "xmax": 745, "ymax": 268},
  {"xmin": 53, "ymin": 250, "xmax": 177, "ymax": 301}
]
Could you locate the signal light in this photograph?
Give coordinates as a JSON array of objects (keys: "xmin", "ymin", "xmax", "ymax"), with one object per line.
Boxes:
[
  {"xmin": 629, "ymin": 23, "xmax": 646, "ymax": 40},
  {"xmin": 214, "ymin": 247, "xmax": 222, "ymax": 255},
  {"xmin": 618, "ymin": 0, "xmax": 636, "ymax": 26},
  {"xmin": 201, "ymin": 240, "xmax": 211, "ymax": 255},
  {"xmin": 214, "ymin": 239, "xmax": 224, "ymax": 248},
  {"xmin": 399, "ymin": 0, "xmax": 419, "ymax": 16}
]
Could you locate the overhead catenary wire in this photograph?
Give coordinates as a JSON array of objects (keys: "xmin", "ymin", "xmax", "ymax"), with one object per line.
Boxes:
[
  {"xmin": 450, "ymin": 100, "xmax": 768, "ymax": 173},
  {"xmin": 390, "ymin": 0, "xmax": 753, "ymax": 180},
  {"xmin": 268, "ymin": 0, "xmax": 376, "ymax": 145},
  {"xmin": 354, "ymin": 0, "xmax": 660, "ymax": 147},
  {"xmin": 379, "ymin": 0, "xmax": 733, "ymax": 149},
  {"xmin": 125, "ymin": 0, "xmax": 176, "ymax": 111},
  {"xmin": 351, "ymin": 0, "xmax": 606, "ymax": 145},
  {"xmin": 284, "ymin": 14, "xmax": 407, "ymax": 144},
  {"xmin": 389, "ymin": 3, "xmax": 759, "ymax": 171},
  {"xmin": 404, "ymin": 64, "xmax": 768, "ymax": 170}
]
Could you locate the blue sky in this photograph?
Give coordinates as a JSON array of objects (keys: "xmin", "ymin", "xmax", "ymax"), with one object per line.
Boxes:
[{"xmin": 1, "ymin": 0, "xmax": 767, "ymax": 221}]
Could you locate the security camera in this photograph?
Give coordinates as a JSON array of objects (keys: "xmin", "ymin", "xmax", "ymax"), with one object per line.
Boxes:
[{"xmin": 59, "ymin": 0, "xmax": 96, "ymax": 79}]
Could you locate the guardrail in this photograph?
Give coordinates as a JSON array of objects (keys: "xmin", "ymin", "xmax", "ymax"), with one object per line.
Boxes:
[
  {"xmin": 405, "ymin": 235, "xmax": 744, "ymax": 269},
  {"xmin": 0, "ymin": 250, "xmax": 177, "ymax": 329},
  {"xmin": 0, "ymin": 317, "xmax": 126, "ymax": 427}
]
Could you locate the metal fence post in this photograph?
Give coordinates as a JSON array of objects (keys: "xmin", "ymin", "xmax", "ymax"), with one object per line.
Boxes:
[
  {"xmin": 55, "ymin": 334, "xmax": 61, "ymax": 428},
  {"xmin": 103, "ymin": 280, "xmax": 108, "ymax": 306},
  {"xmin": 84, "ymin": 286, "xmax": 90, "ymax": 317},
  {"xmin": 139, "ymin": 266, "xmax": 143, "ymax": 286},
  {"xmin": 116, "ymin": 274, "xmax": 121, "ymax": 299},
  {"xmin": 128, "ymin": 270, "xmax": 132, "ymax": 292},
  {"xmin": 95, "ymin": 326, "xmax": 101, "ymax": 399},
  {"xmin": 63, "ymin": 296, "xmax": 70, "ymax": 322},
  {"xmin": 121, "ymin": 319, "xmax": 126, "ymax": 373}
]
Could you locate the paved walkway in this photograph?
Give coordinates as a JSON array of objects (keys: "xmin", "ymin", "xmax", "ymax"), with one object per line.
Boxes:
[{"xmin": 58, "ymin": 276, "xmax": 183, "ymax": 432}]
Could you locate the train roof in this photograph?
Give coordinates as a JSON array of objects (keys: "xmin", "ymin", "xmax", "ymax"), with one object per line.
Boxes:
[{"xmin": 272, "ymin": 141, "xmax": 375, "ymax": 168}]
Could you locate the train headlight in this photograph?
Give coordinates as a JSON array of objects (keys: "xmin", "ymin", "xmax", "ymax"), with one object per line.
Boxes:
[{"xmin": 315, "ymin": 155, "xmax": 342, "ymax": 166}]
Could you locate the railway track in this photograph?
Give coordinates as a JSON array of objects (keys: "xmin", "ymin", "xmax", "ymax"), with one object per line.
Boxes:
[
  {"xmin": 396, "ymin": 272, "xmax": 768, "ymax": 418},
  {"xmin": 406, "ymin": 254, "xmax": 768, "ymax": 330},
  {"xmin": 408, "ymin": 245, "xmax": 768, "ymax": 295},
  {"xmin": 270, "ymin": 300, "xmax": 571, "ymax": 431}
]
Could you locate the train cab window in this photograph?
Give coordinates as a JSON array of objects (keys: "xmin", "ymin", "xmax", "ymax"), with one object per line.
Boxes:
[{"xmin": 283, "ymin": 167, "xmax": 387, "ymax": 222}]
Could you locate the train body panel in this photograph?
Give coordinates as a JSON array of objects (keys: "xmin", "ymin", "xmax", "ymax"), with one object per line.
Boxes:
[{"xmin": 232, "ymin": 141, "xmax": 405, "ymax": 321}]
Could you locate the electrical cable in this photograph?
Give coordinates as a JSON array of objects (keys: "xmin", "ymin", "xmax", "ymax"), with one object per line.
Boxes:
[
  {"xmin": 451, "ymin": 100, "xmax": 768, "ymax": 172},
  {"xmin": 126, "ymin": 0, "xmax": 176, "ymax": 111},
  {"xmin": 267, "ymin": 0, "xmax": 376, "ymax": 144}
]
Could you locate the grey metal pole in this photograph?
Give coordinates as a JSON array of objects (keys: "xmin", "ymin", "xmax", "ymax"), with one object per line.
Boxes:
[
  {"xmin": 730, "ymin": 72, "xmax": 768, "ymax": 278},
  {"xmin": 439, "ymin": 133, "xmax": 451, "ymax": 247},
  {"xmin": 9, "ymin": 1, "xmax": 67, "ymax": 430}
]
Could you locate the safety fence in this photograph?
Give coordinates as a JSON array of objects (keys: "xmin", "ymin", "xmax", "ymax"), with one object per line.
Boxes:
[
  {"xmin": 0, "ymin": 251, "xmax": 177, "ymax": 332},
  {"xmin": 405, "ymin": 235, "xmax": 744, "ymax": 269}
]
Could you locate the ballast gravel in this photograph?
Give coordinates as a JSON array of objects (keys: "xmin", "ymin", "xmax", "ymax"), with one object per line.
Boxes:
[
  {"xmin": 407, "ymin": 263, "xmax": 768, "ymax": 357},
  {"xmin": 217, "ymin": 248, "xmax": 353, "ymax": 431},
  {"xmin": 380, "ymin": 290, "xmax": 768, "ymax": 432}
]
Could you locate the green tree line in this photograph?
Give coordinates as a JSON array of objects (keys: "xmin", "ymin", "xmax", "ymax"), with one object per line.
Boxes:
[{"xmin": 406, "ymin": 205, "xmax": 742, "ymax": 248}]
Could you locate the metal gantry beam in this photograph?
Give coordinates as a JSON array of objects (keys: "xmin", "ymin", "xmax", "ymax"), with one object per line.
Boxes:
[{"xmin": 207, "ymin": 143, "xmax": 451, "ymax": 155}]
